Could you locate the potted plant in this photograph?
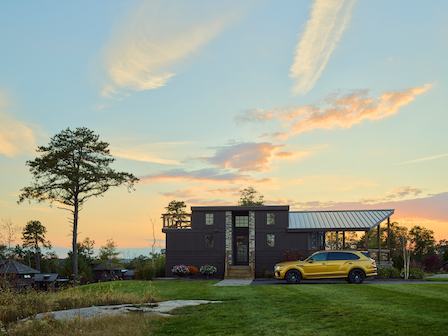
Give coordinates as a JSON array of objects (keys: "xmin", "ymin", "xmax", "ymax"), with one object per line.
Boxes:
[{"xmin": 200, "ymin": 265, "xmax": 217, "ymax": 279}]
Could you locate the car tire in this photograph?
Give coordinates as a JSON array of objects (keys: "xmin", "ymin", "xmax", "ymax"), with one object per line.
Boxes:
[
  {"xmin": 285, "ymin": 270, "xmax": 302, "ymax": 284},
  {"xmin": 348, "ymin": 269, "xmax": 365, "ymax": 284}
]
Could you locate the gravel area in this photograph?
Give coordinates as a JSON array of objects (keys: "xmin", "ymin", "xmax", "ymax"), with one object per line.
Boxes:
[{"xmin": 25, "ymin": 300, "xmax": 222, "ymax": 322}]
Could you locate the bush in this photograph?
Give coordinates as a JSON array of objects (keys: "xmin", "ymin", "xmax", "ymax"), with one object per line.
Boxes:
[
  {"xmin": 199, "ymin": 265, "xmax": 217, "ymax": 276},
  {"xmin": 171, "ymin": 265, "xmax": 190, "ymax": 276},
  {"xmin": 377, "ymin": 267, "xmax": 400, "ymax": 279},
  {"xmin": 282, "ymin": 249, "xmax": 303, "ymax": 262},
  {"xmin": 187, "ymin": 266, "xmax": 198, "ymax": 275},
  {"xmin": 402, "ymin": 267, "xmax": 425, "ymax": 279},
  {"xmin": 422, "ymin": 254, "xmax": 443, "ymax": 273},
  {"xmin": 135, "ymin": 266, "xmax": 156, "ymax": 280}
]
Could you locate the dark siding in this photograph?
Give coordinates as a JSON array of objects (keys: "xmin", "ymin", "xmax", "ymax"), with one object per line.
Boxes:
[{"xmin": 164, "ymin": 209, "xmax": 227, "ymax": 278}]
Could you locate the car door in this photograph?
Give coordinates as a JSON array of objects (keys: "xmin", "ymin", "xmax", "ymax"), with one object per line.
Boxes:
[
  {"xmin": 302, "ymin": 252, "xmax": 328, "ymax": 278},
  {"xmin": 326, "ymin": 252, "xmax": 356, "ymax": 277}
]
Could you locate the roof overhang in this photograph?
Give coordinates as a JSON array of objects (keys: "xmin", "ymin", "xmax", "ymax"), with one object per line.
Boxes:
[{"xmin": 288, "ymin": 209, "xmax": 394, "ymax": 232}]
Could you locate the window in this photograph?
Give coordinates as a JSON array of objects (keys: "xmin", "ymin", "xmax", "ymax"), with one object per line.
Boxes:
[
  {"xmin": 23, "ymin": 274, "xmax": 31, "ymax": 279},
  {"xmin": 267, "ymin": 213, "xmax": 275, "ymax": 225},
  {"xmin": 267, "ymin": 234, "xmax": 275, "ymax": 247},
  {"xmin": 205, "ymin": 234, "xmax": 214, "ymax": 247},
  {"xmin": 328, "ymin": 252, "xmax": 360, "ymax": 260},
  {"xmin": 235, "ymin": 215, "xmax": 249, "ymax": 227},
  {"xmin": 310, "ymin": 252, "xmax": 328, "ymax": 261},
  {"xmin": 205, "ymin": 213, "xmax": 214, "ymax": 225},
  {"xmin": 311, "ymin": 233, "xmax": 317, "ymax": 249}
]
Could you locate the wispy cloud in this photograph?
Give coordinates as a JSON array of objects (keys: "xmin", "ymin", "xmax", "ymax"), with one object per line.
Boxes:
[
  {"xmin": 290, "ymin": 0, "xmax": 357, "ymax": 95},
  {"xmin": 393, "ymin": 153, "xmax": 448, "ymax": 166},
  {"xmin": 101, "ymin": 0, "xmax": 243, "ymax": 98},
  {"xmin": 0, "ymin": 113, "xmax": 42, "ymax": 158},
  {"xmin": 201, "ymin": 142, "xmax": 310, "ymax": 173},
  {"xmin": 360, "ymin": 186, "xmax": 423, "ymax": 204},
  {"xmin": 139, "ymin": 168, "xmax": 271, "ymax": 184},
  {"xmin": 238, "ymin": 85, "xmax": 432, "ymax": 137},
  {"xmin": 110, "ymin": 144, "xmax": 182, "ymax": 165},
  {"xmin": 159, "ymin": 189, "xmax": 196, "ymax": 198}
]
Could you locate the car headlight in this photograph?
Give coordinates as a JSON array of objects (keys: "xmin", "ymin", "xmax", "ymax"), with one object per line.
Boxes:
[{"xmin": 275, "ymin": 266, "xmax": 283, "ymax": 271}]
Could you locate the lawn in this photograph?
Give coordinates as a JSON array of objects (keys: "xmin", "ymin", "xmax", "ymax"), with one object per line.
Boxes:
[{"xmin": 5, "ymin": 280, "xmax": 448, "ymax": 335}]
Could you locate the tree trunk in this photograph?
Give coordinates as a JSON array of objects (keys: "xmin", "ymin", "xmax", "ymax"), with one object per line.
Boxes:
[{"xmin": 73, "ymin": 200, "xmax": 79, "ymax": 286}]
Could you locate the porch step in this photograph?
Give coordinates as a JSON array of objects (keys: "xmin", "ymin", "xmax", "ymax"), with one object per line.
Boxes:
[{"xmin": 225, "ymin": 266, "xmax": 253, "ymax": 279}]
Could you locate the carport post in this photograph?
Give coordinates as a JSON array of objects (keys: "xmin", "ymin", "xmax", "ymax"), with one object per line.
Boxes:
[
  {"xmin": 387, "ymin": 217, "xmax": 391, "ymax": 264},
  {"xmin": 377, "ymin": 224, "xmax": 381, "ymax": 266},
  {"xmin": 342, "ymin": 231, "xmax": 346, "ymax": 249},
  {"xmin": 365, "ymin": 230, "xmax": 369, "ymax": 250}
]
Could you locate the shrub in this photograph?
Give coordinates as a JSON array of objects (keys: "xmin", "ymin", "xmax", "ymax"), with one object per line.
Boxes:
[
  {"xmin": 377, "ymin": 267, "xmax": 400, "ymax": 279},
  {"xmin": 135, "ymin": 266, "xmax": 156, "ymax": 280},
  {"xmin": 282, "ymin": 249, "xmax": 303, "ymax": 262},
  {"xmin": 187, "ymin": 266, "xmax": 198, "ymax": 275},
  {"xmin": 422, "ymin": 254, "xmax": 443, "ymax": 273},
  {"xmin": 402, "ymin": 267, "xmax": 425, "ymax": 279},
  {"xmin": 199, "ymin": 265, "xmax": 217, "ymax": 276},
  {"xmin": 171, "ymin": 265, "xmax": 190, "ymax": 276}
]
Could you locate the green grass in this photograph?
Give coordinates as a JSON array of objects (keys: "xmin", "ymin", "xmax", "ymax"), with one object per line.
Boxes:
[
  {"xmin": 426, "ymin": 277, "xmax": 448, "ymax": 282},
  {"xmin": 6, "ymin": 280, "xmax": 448, "ymax": 335}
]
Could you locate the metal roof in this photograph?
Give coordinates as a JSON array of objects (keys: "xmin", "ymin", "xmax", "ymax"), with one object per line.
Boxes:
[
  {"xmin": 0, "ymin": 260, "xmax": 40, "ymax": 275},
  {"xmin": 288, "ymin": 209, "xmax": 394, "ymax": 232}
]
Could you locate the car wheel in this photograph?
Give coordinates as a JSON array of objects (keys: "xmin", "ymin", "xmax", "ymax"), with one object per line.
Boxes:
[
  {"xmin": 285, "ymin": 270, "xmax": 302, "ymax": 284},
  {"xmin": 348, "ymin": 269, "xmax": 365, "ymax": 284}
]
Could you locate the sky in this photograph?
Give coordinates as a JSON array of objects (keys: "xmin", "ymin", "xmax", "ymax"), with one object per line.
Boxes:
[{"xmin": 1, "ymin": 0, "xmax": 447, "ymax": 257}]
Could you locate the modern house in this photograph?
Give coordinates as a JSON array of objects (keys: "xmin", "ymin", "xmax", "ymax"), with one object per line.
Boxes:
[{"xmin": 162, "ymin": 206, "xmax": 395, "ymax": 279}]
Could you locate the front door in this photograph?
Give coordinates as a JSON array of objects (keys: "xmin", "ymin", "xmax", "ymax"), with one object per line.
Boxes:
[{"xmin": 233, "ymin": 213, "xmax": 249, "ymax": 265}]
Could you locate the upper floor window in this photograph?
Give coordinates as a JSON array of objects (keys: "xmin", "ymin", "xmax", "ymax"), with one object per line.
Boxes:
[
  {"xmin": 205, "ymin": 213, "xmax": 214, "ymax": 225},
  {"xmin": 235, "ymin": 215, "xmax": 249, "ymax": 227},
  {"xmin": 267, "ymin": 234, "xmax": 275, "ymax": 247},
  {"xmin": 267, "ymin": 213, "xmax": 275, "ymax": 225}
]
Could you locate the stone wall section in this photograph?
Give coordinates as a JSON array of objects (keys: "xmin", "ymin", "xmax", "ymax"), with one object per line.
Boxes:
[
  {"xmin": 249, "ymin": 211, "xmax": 255, "ymax": 265},
  {"xmin": 225, "ymin": 211, "xmax": 233, "ymax": 266}
]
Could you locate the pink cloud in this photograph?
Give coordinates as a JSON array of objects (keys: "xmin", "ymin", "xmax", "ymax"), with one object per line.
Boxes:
[
  {"xmin": 139, "ymin": 168, "xmax": 272, "ymax": 184},
  {"xmin": 239, "ymin": 85, "xmax": 432, "ymax": 138},
  {"xmin": 159, "ymin": 189, "xmax": 196, "ymax": 198},
  {"xmin": 201, "ymin": 142, "xmax": 284, "ymax": 172}
]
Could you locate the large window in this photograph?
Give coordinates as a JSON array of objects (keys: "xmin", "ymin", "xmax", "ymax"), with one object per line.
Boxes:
[
  {"xmin": 205, "ymin": 213, "xmax": 214, "ymax": 225},
  {"xmin": 311, "ymin": 233, "xmax": 317, "ymax": 249},
  {"xmin": 267, "ymin": 234, "xmax": 275, "ymax": 248},
  {"xmin": 235, "ymin": 215, "xmax": 249, "ymax": 227},
  {"xmin": 267, "ymin": 213, "xmax": 275, "ymax": 225},
  {"xmin": 205, "ymin": 234, "xmax": 214, "ymax": 247}
]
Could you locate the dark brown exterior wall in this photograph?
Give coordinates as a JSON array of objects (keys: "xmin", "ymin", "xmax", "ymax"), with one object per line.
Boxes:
[
  {"xmin": 164, "ymin": 210, "xmax": 227, "ymax": 278},
  {"xmin": 164, "ymin": 206, "xmax": 313, "ymax": 279},
  {"xmin": 254, "ymin": 210, "xmax": 309, "ymax": 277}
]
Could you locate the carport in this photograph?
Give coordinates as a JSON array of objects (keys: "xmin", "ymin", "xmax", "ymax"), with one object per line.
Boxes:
[{"xmin": 288, "ymin": 210, "xmax": 395, "ymax": 265}]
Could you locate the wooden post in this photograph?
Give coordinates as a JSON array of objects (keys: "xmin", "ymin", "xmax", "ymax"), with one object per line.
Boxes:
[
  {"xmin": 342, "ymin": 231, "xmax": 346, "ymax": 249},
  {"xmin": 387, "ymin": 217, "xmax": 391, "ymax": 265},
  {"xmin": 377, "ymin": 224, "xmax": 381, "ymax": 266},
  {"xmin": 335, "ymin": 231, "xmax": 339, "ymax": 249},
  {"xmin": 365, "ymin": 230, "xmax": 369, "ymax": 250}
]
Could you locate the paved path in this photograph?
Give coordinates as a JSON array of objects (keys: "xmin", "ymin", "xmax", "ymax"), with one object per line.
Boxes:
[{"xmin": 213, "ymin": 279, "xmax": 253, "ymax": 286}]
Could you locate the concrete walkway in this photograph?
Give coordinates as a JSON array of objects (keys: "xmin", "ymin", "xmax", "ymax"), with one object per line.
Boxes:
[
  {"xmin": 213, "ymin": 279, "xmax": 253, "ymax": 286},
  {"xmin": 426, "ymin": 273, "xmax": 448, "ymax": 278}
]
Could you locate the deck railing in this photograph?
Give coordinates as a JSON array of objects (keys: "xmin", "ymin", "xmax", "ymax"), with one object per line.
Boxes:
[{"xmin": 162, "ymin": 213, "xmax": 192, "ymax": 229}]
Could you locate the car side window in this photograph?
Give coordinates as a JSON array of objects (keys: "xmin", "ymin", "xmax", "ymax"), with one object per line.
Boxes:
[
  {"xmin": 347, "ymin": 253, "xmax": 360, "ymax": 260},
  {"xmin": 311, "ymin": 252, "xmax": 328, "ymax": 261}
]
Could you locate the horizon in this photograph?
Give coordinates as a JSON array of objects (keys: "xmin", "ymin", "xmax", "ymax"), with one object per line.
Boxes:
[{"xmin": 1, "ymin": 0, "xmax": 447, "ymax": 252}]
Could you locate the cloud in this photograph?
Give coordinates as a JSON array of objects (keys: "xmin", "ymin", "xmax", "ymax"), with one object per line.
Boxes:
[
  {"xmin": 110, "ymin": 144, "xmax": 182, "ymax": 165},
  {"xmin": 359, "ymin": 186, "xmax": 423, "ymax": 204},
  {"xmin": 234, "ymin": 108, "xmax": 276, "ymax": 124},
  {"xmin": 200, "ymin": 142, "xmax": 310, "ymax": 173},
  {"xmin": 288, "ymin": 85, "xmax": 432, "ymax": 134},
  {"xmin": 393, "ymin": 153, "xmax": 448, "ymax": 166},
  {"xmin": 290, "ymin": 0, "xmax": 357, "ymax": 95},
  {"xmin": 101, "ymin": 0, "xmax": 242, "ymax": 98},
  {"xmin": 139, "ymin": 168, "xmax": 271, "ymax": 184},
  {"xmin": 238, "ymin": 85, "xmax": 432, "ymax": 137},
  {"xmin": 0, "ymin": 113, "xmax": 42, "ymax": 158},
  {"xmin": 206, "ymin": 187, "xmax": 241, "ymax": 197},
  {"xmin": 159, "ymin": 189, "xmax": 196, "ymax": 198}
]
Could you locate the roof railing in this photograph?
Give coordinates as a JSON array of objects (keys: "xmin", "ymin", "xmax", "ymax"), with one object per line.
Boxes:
[{"xmin": 162, "ymin": 213, "xmax": 192, "ymax": 229}]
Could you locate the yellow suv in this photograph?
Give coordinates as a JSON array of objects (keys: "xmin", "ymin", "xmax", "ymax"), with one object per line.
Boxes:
[{"xmin": 274, "ymin": 250, "xmax": 377, "ymax": 284}]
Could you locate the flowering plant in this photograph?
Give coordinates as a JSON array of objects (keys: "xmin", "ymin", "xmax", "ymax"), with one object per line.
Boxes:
[
  {"xmin": 200, "ymin": 265, "xmax": 217, "ymax": 276},
  {"xmin": 187, "ymin": 266, "xmax": 198, "ymax": 275},
  {"xmin": 172, "ymin": 264, "xmax": 190, "ymax": 276}
]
